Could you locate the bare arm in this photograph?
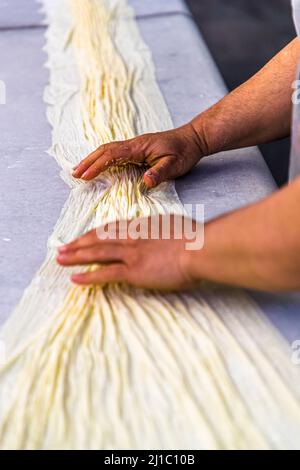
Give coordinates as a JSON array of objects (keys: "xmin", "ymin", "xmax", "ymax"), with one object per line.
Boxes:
[
  {"xmin": 73, "ymin": 39, "xmax": 300, "ymax": 188},
  {"xmin": 186, "ymin": 176, "xmax": 300, "ymax": 291},
  {"xmin": 193, "ymin": 38, "xmax": 300, "ymax": 155},
  {"xmin": 58, "ymin": 176, "xmax": 300, "ymax": 292}
]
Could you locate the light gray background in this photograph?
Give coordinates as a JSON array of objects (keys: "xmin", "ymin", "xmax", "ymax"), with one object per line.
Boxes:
[{"xmin": 0, "ymin": 0, "xmax": 299, "ymax": 343}]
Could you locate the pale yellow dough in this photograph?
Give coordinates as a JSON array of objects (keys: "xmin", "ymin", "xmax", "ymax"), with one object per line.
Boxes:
[{"xmin": 0, "ymin": 0, "xmax": 300, "ymax": 450}]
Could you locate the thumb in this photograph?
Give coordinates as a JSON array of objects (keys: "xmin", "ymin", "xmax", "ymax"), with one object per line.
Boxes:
[{"xmin": 143, "ymin": 157, "xmax": 174, "ymax": 188}]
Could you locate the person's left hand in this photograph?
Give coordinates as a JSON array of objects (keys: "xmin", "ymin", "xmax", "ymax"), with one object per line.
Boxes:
[{"xmin": 57, "ymin": 215, "xmax": 201, "ymax": 291}]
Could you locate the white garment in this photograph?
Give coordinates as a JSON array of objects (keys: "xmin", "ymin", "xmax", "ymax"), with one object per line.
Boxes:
[
  {"xmin": 289, "ymin": 0, "xmax": 300, "ymax": 179},
  {"xmin": 292, "ymin": 0, "xmax": 300, "ymax": 36}
]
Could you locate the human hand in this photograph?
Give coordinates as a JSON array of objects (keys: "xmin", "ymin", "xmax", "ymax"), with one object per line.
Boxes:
[
  {"xmin": 57, "ymin": 215, "xmax": 201, "ymax": 291},
  {"xmin": 72, "ymin": 123, "xmax": 204, "ymax": 188}
]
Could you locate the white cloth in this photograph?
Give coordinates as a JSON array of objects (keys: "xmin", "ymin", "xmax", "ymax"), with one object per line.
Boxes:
[{"xmin": 289, "ymin": 0, "xmax": 300, "ymax": 179}]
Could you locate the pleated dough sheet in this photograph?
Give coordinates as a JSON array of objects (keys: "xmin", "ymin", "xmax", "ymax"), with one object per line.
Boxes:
[{"xmin": 0, "ymin": 0, "xmax": 300, "ymax": 450}]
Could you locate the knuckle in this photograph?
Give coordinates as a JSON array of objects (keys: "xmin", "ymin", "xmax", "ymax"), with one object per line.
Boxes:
[
  {"xmin": 127, "ymin": 246, "xmax": 140, "ymax": 264},
  {"xmin": 132, "ymin": 135, "xmax": 149, "ymax": 153},
  {"xmin": 76, "ymin": 249, "xmax": 85, "ymax": 260},
  {"xmin": 101, "ymin": 143, "xmax": 109, "ymax": 152},
  {"xmin": 126, "ymin": 237, "xmax": 137, "ymax": 247},
  {"xmin": 120, "ymin": 141, "xmax": 132, "ymax": 153},
  {"xmin": 115, "ymin": 265, "xmax": 126, "ymax": 279},
  {"xmin": 105, "ymin": 147, "xmax": 114, "ymax": 159}
]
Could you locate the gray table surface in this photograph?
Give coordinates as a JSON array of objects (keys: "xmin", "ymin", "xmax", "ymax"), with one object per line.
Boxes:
[{"xmin": 0, "ymin": 0, "xmax": 300, "ymax": 344}]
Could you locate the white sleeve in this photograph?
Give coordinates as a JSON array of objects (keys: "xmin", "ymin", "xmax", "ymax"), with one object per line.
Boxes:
[{"xmin": 292, "ymin": 0, "xmax": 300, "ymax": 37}]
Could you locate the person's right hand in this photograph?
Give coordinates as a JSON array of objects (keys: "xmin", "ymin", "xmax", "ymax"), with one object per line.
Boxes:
[{"xmin": 72, "ymin": 123, "xmax": 205, "ymax": 188}]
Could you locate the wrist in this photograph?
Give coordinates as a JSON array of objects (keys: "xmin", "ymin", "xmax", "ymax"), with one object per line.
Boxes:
[
  {"xmin": 176, "ymin": 121, "xmax": 208, "ymax": 158},
  {"xmin": 181, "ymin": 219, "xmax": 227, "ymax": 286},
  {"xmin": 179, "ymin": 223, "xmax": 207, "ymax": 285},
  {"xmin": 188, "ymin": 118, "xmax": 211, "ymax": 157},
  {"xmin": 189, "ymin": 100, "xmax": 235, "ymax": 157}
]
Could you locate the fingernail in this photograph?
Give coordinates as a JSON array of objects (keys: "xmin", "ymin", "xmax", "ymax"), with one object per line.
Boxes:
[
  {"xmin": 58, "ymin": 245, "xmax": 68, "ymax": 253},
  {"xmin": 73, "ymin": 164, "xmax": 79, "ymax": 170},
  {"xmin": 146, "ymin": 170, "xmax": 157, "ymax": 182},
  {"xmin": 81, "ymin": 171, "xmax": 89, "ymax": 179},
  {"xmin": 145, "ymin": 171, "xmax": 157, "ymax": 188}
]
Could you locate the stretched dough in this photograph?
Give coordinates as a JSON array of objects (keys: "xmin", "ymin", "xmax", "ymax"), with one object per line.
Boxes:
[{"xmin": 0, "ymin": 0, "xmax": 300, "ymax": 449}]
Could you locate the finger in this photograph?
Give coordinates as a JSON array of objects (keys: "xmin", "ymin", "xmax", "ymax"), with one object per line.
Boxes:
[
  {"xmin": 58, "ymin": 220, "xmax": 126, "ymax": 253},
  {"xmin": 74, "ymin": 139, "xmax": 146, "ymax": 180},
  {"xmin": 72, "ymin": 145, "xmax": 107, "ymax": 178},
  {"xmin": 80, "ymin": 141, "xmax": 142, "ymax": 180},
  {"xmin": 59, "ymin": 229, "xmax": 99, "ymax": 253},
  {"xmin": 57, "ymin": 246, "xmax": 124, "ymax": 266},
  {"xmin": 143, "ymin": 156, "xmax": 174, "ymax": 188},
  {"xmin": 71, "ymin": 264, "xmax": 127, "ymax": 285}
]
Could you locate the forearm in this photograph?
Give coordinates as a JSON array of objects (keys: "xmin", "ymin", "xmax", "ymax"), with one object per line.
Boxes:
[
  {"xmin": 189, "ymin": 177, "xmax": 300, "ymax": 291},
  {"xmin": 191, "ymin": 38, "xmax": 300, "ymax": 156}
]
